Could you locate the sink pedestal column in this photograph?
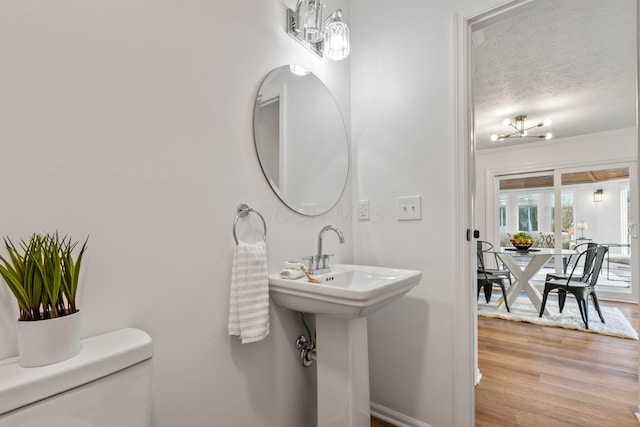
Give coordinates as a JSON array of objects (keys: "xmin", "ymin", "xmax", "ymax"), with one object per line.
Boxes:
[{"xmin": 316, "ymin": 316, "xmax": 370, "ymax": 427}]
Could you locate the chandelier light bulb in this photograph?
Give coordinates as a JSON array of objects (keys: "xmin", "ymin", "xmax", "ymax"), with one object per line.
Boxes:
[{"xmin": 492, "ymin": 114, "xmax": 554, "ymax": 142}]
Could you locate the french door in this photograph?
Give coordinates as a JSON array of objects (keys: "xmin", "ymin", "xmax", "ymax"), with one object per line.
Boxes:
[{"xmin": 492, "ymin": 164, "xmax": 638, "ymax": 302}]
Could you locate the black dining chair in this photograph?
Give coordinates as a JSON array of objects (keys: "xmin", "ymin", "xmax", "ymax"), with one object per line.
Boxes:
[
  {"xmin": 477, "ymin": 244, "xmax": 510, "ymax": 312},
  {"xmin": 538, "ymin": 245, "xmax": 608, "ymax": 329},
  {"xmin": 476, "ymin": 241, "xmax": 512, "ymax": 286},
  {"xmin": 548, "ymin": 242, "xmax": 598, "ymax": 281}
]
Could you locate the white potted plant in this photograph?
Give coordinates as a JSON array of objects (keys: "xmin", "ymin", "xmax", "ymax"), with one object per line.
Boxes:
[{"xmin": 0, "ymin": 232, "xmax": 88, "ymax": 367}]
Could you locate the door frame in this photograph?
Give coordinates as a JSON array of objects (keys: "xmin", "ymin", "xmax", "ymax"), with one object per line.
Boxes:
[{"xmin": 452, "ymin": 1, "xmax": 532, "ymax": 424}]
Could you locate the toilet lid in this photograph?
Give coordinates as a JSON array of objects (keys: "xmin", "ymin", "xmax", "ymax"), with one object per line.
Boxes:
[{"xmin": 0, "ymin": 328, "xmax": 152, "ymax": 415}]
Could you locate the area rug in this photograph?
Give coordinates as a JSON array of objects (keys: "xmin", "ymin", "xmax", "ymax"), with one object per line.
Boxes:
[{"xmin": 478, "ymin": 296, "xmax": 639, "ymax": 340}]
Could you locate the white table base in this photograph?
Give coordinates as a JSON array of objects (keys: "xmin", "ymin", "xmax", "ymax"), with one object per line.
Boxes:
[{"xmin": 495, "ymin": 252, "xmax": 553, "ymax": 315}]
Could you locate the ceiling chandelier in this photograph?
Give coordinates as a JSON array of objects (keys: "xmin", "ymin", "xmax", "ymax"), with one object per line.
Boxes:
[{"xmin": 490, "ymin": 115, "xmax": 553, "ymax": 141}]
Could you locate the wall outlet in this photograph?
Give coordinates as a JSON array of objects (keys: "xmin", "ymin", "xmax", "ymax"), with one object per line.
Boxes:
[
  {"xmin": 358, "ymin": 200, "xmax": 370, "ymax": 220},
  {"xmin": 397, "ymin": 195, "xmax": 422, "ymax": 221}
]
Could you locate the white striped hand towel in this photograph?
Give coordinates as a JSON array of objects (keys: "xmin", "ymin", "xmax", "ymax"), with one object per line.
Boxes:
[{"xmin": 228, "ymin": 241, "xmax": 269, "ymax": 343}]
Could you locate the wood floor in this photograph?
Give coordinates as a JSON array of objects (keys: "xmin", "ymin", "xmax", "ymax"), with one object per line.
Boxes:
[
  {"xmin": 371, "ymin": 299, "xmax": 638, "ymax": 427},
  {"xmin": 477, "ymin": 298, "xmax": 640, "ymax": 427}
]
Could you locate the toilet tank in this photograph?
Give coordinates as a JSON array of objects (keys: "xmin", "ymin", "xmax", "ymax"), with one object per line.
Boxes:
[{"xmin": 0, "ymin": 328, "xmax": 153, "ymax": 427}]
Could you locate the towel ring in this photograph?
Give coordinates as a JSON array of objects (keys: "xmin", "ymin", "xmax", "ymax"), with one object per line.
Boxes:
[{"xmin": 233, "ymin": 204, "xmax": 267, "ymax": 245}]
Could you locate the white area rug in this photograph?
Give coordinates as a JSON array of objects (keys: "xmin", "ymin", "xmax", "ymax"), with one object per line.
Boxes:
[{"xmin": 478, "ymin": 296, "xmax": 638, "ymax": 340}]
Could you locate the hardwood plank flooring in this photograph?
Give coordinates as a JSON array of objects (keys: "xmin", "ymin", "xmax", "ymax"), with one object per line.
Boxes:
[
  {"xmin": 371, "ymin": 300, "xmax": 638, "ymax": 427},
  {"xmin": 476, "ymin": 298, "xmax": 640, "ymax": 427}
]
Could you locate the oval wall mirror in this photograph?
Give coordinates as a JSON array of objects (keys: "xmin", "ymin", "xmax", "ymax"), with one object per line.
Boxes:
[{"xmin": 253, "ymin": 65, "xmax": 349, "ymax": 216}]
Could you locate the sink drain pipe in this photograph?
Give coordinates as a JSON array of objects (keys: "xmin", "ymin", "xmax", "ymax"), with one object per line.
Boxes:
[{"xmin": 296, "ymin": 312, "xmax": 316, "ymax": 367}]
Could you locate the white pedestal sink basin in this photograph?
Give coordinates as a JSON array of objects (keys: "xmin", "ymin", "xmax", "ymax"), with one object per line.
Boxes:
[
  {"xmin": 269, "ymin": 264, "xmax": 422, "ymax": 319},
  {"xmin": 269, "ymin": 264, "xmax": 422, "ymax": 427}
]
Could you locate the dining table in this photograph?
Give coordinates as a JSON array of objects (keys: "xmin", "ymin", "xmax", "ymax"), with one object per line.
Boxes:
[{"xmin": 487, "ymin": 247, "xmax": 576, "ymax": 314}]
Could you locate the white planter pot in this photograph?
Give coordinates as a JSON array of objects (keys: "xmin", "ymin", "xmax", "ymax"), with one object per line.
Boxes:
[{"xmin": 17, "ymin": 311, "xmax": 81, "ymax": 368}]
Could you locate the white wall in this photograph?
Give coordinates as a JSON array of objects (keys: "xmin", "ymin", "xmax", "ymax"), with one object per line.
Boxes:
[
  {"xmin": 350, "ymin": 0, "xmax": 477, "ymax": 425},
  {"xmin": 0, "ymin": 1, "xmax": 352, "ymax": 426},
  {"xmin": 571, "ymin": 179, "xmax": 630, "ymax": 245},
  {"xmin": 11, "ymin": 1, "xmax": 627, "ymax": 426}
]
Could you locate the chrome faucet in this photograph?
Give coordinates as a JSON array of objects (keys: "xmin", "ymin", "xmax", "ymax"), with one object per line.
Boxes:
[{"xmin": 306, "ymin": 225, "xmax": 345, "ymax": 274}]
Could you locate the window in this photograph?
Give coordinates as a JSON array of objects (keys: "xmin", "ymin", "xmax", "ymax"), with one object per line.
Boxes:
[
  {"xmin": 622, "ymin": 186, "xmax": 630, "ymax": 250},
  {"xmin": 518, "ymin": 196, "xmax": 538, "ymax": 232},
  {"xmin": 561, "ymin": 192, "xmax": 574, "ymax": 233},
  {"xmin": 499, "ymin": 198, "xmax": 507, "ymax": 231},
  {"xmin": 552, "ymin": 192, "xmax": 574, "ymax": 232}
]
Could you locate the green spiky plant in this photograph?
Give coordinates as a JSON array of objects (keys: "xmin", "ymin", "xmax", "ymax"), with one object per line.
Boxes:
[
  {"xmin": 512, "ymin": 232, "xmax": 533, "ymax": 240},
  {"xmin": 0, "ymin": 233, "xmax": 88, "ymax": 321}
]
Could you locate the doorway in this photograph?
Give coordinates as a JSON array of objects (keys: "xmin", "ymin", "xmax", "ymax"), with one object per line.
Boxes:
[{"xmin": 458, "ymin": 0, "xmax": 640, "ymax": 425}]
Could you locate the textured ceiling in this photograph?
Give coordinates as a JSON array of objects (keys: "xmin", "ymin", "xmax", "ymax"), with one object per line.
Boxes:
[{"xmin": 473, "ymin": 0, "xmax": 637, "ymax": 150}]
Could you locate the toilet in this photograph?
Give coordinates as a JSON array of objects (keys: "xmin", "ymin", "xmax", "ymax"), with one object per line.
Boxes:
[{"xmin": 0, "ymin": 328, "xmax": 153, "ymax": 427}]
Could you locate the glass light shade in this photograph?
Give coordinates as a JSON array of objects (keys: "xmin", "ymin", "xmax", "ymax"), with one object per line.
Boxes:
[
  {"xmin": 594, "ymin": 189, "xmax": 603, "ymax": 202},
  {"xmin": 502, "ymin": 118, "xmax": 511, "ymax": 126},
  {"xmin": 545, "ymin": 132, "xmax": 552, "ymax": 139},
  {"xmin": 324, "ymin": 19, "xmax": 350, "ymax": 60},
  {"xmin": 543, "ymin": 119, "xmax": 552, "ymax": 126},
  {"xmin": 296, "ymin": 0, "xmax": 325, "ymax": 43},
  {"xmin": 490, "ymin": 134, "xmax": 498, "ymax": 141}
]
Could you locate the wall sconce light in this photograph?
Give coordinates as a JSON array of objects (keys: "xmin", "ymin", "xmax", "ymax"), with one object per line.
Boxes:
[
  {"xmin": 287, "ymin": 0, "xmax": 350, "ymax": 61},
  {"xmin": 593, "ymin": 189, "xmax": 603, "ymax": 203},
  {"xmin": 577, "ymin": 220, "xmax": 588, "ymax": 238}
]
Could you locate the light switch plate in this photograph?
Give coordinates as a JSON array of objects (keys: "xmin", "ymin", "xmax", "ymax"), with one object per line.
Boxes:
[{"xmin": 397, "ymin": 195, "xmax": 421, "ymax": 221}]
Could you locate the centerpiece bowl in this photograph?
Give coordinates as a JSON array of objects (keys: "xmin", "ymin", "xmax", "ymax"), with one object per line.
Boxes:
[{"xmin": 510, "ymin": 238, "xmax": 535, "ymax": 251}]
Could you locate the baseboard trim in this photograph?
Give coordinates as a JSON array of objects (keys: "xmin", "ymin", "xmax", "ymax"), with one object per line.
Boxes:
[
  {"xmin": 635, "ymin": 405, "xmax": 640, "ymax": 423},
  {"xmin": 370, "ymin": 402, "xmax": 433, "ymax": 427}
]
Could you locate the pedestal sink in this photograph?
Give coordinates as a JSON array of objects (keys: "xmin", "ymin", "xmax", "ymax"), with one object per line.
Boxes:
[{"xmin": 269, "ymin": 264, "xmax": 422, "ymax": 427}]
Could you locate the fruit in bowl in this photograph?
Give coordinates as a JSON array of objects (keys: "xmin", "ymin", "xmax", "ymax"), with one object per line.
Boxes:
[{"xmin": 510, "ymin": 232, "xmax": 535, "ymax": 251}]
